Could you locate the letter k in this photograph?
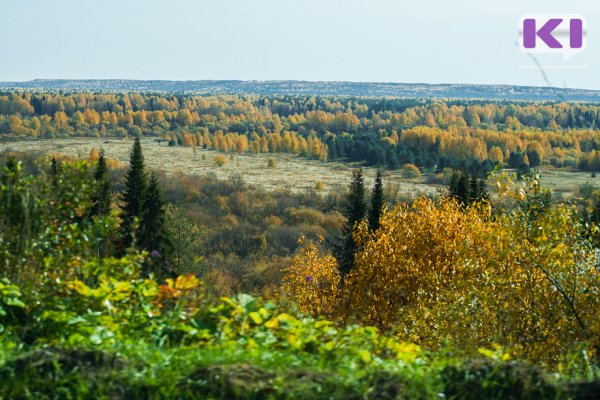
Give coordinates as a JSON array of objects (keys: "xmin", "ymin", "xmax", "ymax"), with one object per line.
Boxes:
[{"xmin": 523, "ymin": 19, "xmax": 563, "ymax": 49}]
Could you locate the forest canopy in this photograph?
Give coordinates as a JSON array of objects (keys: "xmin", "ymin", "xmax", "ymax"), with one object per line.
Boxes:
[{"xmin": 2, "ymin": 92, "xmax": 600, "ymax": 173}]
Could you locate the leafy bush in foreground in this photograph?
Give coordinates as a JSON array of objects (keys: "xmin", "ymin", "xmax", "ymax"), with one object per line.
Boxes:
[
  {"xmin": 284, "ymin": 179, "xmax": 600, "ymax": 366},
  {"xmin": 1, "ymin": 155, "xmax": 599, "ymax": 399}
]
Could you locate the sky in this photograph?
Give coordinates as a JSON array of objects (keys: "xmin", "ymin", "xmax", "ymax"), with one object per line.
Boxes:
[{"xmin": 1, "ymin": 0, "xmax": 599, "ymax": 89}]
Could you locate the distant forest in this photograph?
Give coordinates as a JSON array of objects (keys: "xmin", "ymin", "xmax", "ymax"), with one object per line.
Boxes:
[
  {"xmin": 2, "ymin": 91, "xmax": 600, "ymax": 174},
  {"xmin": 1, "ymin": 79, "xmax": 599, "ymax": 101}
]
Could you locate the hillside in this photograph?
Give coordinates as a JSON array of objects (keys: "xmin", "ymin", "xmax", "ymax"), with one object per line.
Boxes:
[{"xmin": 1, "ymin": 79, "xmax": 600, "ymax": 101}]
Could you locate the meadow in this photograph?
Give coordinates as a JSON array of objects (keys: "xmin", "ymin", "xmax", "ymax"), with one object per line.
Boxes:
[
  {"xmin": 0, "ymin": 137, "xmax": 440, "ymax": 196},
  {"xmin": 3, "ymin": 136, "xmax": 598, "ymax": 199}
]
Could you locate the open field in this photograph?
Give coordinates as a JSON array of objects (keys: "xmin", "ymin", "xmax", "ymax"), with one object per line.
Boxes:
[
  {"xmin": 0, "ymin": 137, "xmax": 440, "ymax": 197},
  {"xmin": 534, "ymin": 167, "xmax": 599, "ymax": 198},
  {"xmin": 2, "ymin": 137, "xmax": 598, "ymax": 198}
]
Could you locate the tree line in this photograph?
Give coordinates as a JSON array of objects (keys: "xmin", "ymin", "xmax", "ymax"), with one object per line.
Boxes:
[{"xmin": 2, "ymin": 92, "xmax": 600, "ymax": 174}]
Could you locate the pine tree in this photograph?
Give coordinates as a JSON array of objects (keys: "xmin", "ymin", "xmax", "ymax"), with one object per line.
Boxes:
[
  {"xmin": 139, "ymin": 172, "xmax": 171, "ymax": 276},
  {"xmin": 50, "ymin": 157, "xmax": 61, "ymax": 186},
  {"xmin": 165, "ymin": 204, "xmax": 198, "ymax": 275},
  {"xmin": 477, "ymin": 178, "xmax": 490, "ymax": 202},
  {"xmin": 449, "ymin": 170, "xmax": 486, "ymax": 206},
  {"xmin": 368, "ymin": 170, "xmax": 385, "ymax": 232},
  {"xmin": 335, "ymin": 168, "xmax": 366, "ymax": 277},
  {"xmin": 120, "ymin": 136, "xmax": 147, "ymax": 249},
  {"xmin": 91, "ymin": 148, "xmax": 111, "ymax": 217},
  {"xmin": 469, "ymin": 174, "xmax": 480, "ymax": 204},
  {"xmin": 456, "ymin": 172, "xmax": 470, "ymax": 205},
  {"xmin": 449, "ymin": 169, "xmax": 459, "ymax": 197},
  {"xmin": 50, "ymin": 157, "xmax": 60, "ymax": 176}
]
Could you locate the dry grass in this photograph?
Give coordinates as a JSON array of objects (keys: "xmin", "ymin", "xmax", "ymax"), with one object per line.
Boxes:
[
  {"xmin": 0, "ymin": 137, "xmax": 440, "ymax": 197},
  {"xmin": 530, "ymin": 167, "xmax": 599, "ymax": 198}
]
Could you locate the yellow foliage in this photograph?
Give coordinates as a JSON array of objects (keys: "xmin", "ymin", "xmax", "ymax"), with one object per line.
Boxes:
[
  {"xmin": 282, "ymin": 236, "xmax": 340, "ymax": 318},
  {"xmin": 213, "ymin": 154, "xmax": 227, "ymax": 167},
  {"xmin": 88, "ymin": 148, "xmax": 100, "ymax": 162},
  {"xmin": 400, "ymin": 163, "xmax": 420, "ymax": 178},
  {"xmin": 284, "ymin": 197, "xmax": 600, "ymax": 365}
]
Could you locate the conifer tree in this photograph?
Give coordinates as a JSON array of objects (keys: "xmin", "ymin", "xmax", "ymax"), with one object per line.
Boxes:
[
  {"xmin": 476, "ymin": 177, "xmax": 490, "ymax": 202},
  {"xmin": 455, "ymin": 171, "xmax": 470, "ymax": 205},
  {"xmin": 469, "ymin": 174, "xmax": 480, "ymax": 203},
  {"xmin": 335, "ymin": 168, "xmax": 366, "ymax": 277},
  {"xmin": 50, "ymin": 157, "xmax": 60, "ymax": 176},
  {"xmin": 120, "ymin": 136, "xmax": 147, "ymax": 249},
  {"xmin": 91, "ymin": 148, "xmax": 111, "ymax": 217},
  {"xmin": 139, "ymin": 172, "xmax": 172, "ymax": 276},
  {"xmin": 449, "ymin": 170, "xmax": 489, "ymax": 206},
  {"xmin": 449, "ymin": 169, "xmax": 459, "ymax": 197},
  {"xmin": 368, "ymin": 170, "xmax": 385, "ymax": 232},
  {"xmin": 165, "ymin": 204, "xmax": 198, "ymax": 274},
  {"xmin": 50, "ymin": 157, "xmax": 62, "ymax": 186}
]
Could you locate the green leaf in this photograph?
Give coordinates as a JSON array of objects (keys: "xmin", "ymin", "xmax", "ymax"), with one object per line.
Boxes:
[
  {"xmin": 5, "ymin": 298, "xmax": 25, "ymax": 308},
  {"xmin": 248, "ymin": 311, "xmax": 263, "ymax": 324}
]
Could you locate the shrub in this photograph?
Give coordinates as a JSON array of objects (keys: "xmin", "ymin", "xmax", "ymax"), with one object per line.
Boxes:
[
  {"xmin": 401, "ymin": 163, "xmax": 420, "ymax": 179},
  {"xmin": 315, "ymin": 181, "xmax": 325, "ymax": 191},
  {"xmin": 282, "ymin": 236, "xmax": 340, "ymax": 318},
  {"xmin": 442, "ymin": 359, "xmax": 556, "ymax": 400},
  {"xmin": 89, "ymin": 148, "xmax": 100, "ymax": 162},
  {"xmin": 214, "ymin": 155, "xmax": 227, "ymax": 167},
  {"xmin": 267, "ymin": 158, "xmax": 276, "ymax": 168},
  {"xmin": 284, "ymin": 196, "xmax": 600, "ymax": 365}
]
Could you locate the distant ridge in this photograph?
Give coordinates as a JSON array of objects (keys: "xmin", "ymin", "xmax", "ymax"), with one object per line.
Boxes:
[{"xmin": 0, "ymin": 79, "xmax": 599, "ymax": 102}]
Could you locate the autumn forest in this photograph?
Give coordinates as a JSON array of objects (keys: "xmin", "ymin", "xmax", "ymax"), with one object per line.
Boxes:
[{"xmin": 1, "ymin": 90, "xmax": 600, "ymax": 399}]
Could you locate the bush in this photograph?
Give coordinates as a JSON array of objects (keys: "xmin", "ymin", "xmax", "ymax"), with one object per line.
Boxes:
[
  {"xmin": 315, "ymin": 181, "xmax": 325, "ymax": 191},
  {"xmin": 578, "ymin": 182, "xmax": 597, "ymax": 199},
  {"xmin": 442, "ymin": 360, "xmax": 556, "ymax": 400},
  {"xmin": 401, "ymin": 163, "xmax": 420, "ymax": 179},
  {"xmin": 214, "ymin": 155, "xmax": 227, "ymax": 167},
  {"xmin": 267, "ymin": 158, "xmax": 276, "ymax": 168}
]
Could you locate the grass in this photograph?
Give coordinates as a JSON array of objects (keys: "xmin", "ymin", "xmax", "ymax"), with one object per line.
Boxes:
[
  {"xmin": 0, "ymin": 137, "xmax": 439, "ymax": 198},
  {"xmin": 2, "ymin": 137, "xmax": 595, "ymax": 199},
  {"xmin": 532, "ymin": 167, "xmax": 600, "ymax": 198}
]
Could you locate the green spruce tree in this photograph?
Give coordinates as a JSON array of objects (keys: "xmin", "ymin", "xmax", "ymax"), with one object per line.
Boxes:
[
  {"xmin": 165, "ymin": 204, "xmax": 199, "ymax": 275},
  {"xmin": 476, "ymin": 177, "xmax": 490, "ymax": 203},
  {"xmin": 469, "ymin": 174, "xmax": 480, "ymax": 203},
  {"xmin": 455, "ymin": 171, "xmax": 471, "ymax": 206},
  {"xmin": 140, "ymin": 172, "xmax": 172, "ymax": 277},
  {"xmin": 120, "ymin": 136, "xmax": 147, "ymax": 250},
  {"xmin": 91, "ymin": 149, "xmax": 111, "ymax": 217},
  {"xmin": 50, "ymin": 157, "xmax": 61, "ymax": 186},
  {"xmin": 50, "ymin": 157, "xmax": 60, "ymax": 176},
  {"xmin": 368, "ymin": 169, "xmax": 385, "ymax": 232},
  {"xmin": 449, "ymin": 169, "xmax": 490, "ymax": 206},
  {"xmin": 334, "ymin": 168, "xmax": 366, "ymax": 278}
]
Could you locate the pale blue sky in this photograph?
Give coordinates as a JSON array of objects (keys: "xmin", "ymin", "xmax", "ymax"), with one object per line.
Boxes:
[{"xmin": 1, "ymin": 0, "xmax": 598, "ymax": 89}]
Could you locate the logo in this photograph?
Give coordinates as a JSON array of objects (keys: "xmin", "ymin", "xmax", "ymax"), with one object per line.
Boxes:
[{"xmin": 519, "ymin": 14, "xmax": 587, "ymax": 60}]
